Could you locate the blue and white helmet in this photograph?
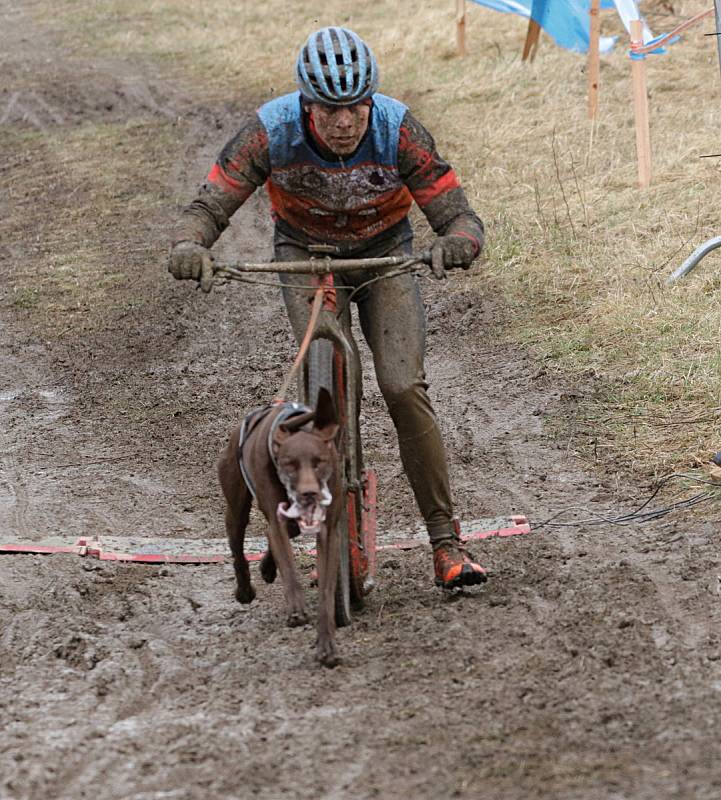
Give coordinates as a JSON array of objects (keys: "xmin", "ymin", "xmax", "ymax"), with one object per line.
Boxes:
[{"xmin": 296, "ymin": 27, "xmax": 379, "ymax": 106}]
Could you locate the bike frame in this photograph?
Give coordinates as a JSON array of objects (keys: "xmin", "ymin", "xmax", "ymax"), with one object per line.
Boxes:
[
  {"xmin": 309, "ymin": 274, "xmax": 361, "ymax": 485},
  {"xmin": 215, "ymin": 252, "xmax": 428, "ymax": 614},
  {"xmin": 218, "ymin": 250, "xmax": 427, "ymax": 480},
  {"xmin": 303, "ymin": 271, "xmax": 372, "ymax": 600}
]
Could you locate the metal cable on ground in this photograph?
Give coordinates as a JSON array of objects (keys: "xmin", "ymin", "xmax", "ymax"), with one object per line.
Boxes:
[{"xmin": 532, "ymin": 473, "xmax": 721, "ymax": 530}]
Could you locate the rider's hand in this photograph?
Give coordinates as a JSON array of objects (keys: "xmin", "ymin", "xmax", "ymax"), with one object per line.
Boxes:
[
  {"xmin": 430, "ymin": 235, "xmax": 477, "ymax": 280},
  {"xmin": 168, "ymin": 241, "xmax": 214, "ymax": 293}
]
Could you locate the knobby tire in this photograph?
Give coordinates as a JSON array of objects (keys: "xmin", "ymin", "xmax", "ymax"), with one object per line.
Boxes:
[{"xmin": 307, "ymin": 338, "xmax": 353, "ymax": 628}]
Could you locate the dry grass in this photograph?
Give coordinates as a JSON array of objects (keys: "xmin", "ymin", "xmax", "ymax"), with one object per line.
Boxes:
[
  {"xmin": 1, "ymin": 119, "xmax": 174, "ymax": 329},
  {"xmin": 22, "ymin": 0, "xmax": 721, "ymax": 473}
]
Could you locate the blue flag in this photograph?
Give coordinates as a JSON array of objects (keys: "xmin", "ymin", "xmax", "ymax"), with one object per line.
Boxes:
[{"xmin": 468, "ymin": 0, "xmax": 650, "ymax": 54}]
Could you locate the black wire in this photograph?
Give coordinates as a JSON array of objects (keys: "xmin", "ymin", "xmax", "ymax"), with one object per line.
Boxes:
[
  {"xmin": 630, "ymin": 492, "xmax": 712, "ymax": 523},
  {"xmin": 531, "ymin": 473, "xmax": 720, "ymax": 530}
]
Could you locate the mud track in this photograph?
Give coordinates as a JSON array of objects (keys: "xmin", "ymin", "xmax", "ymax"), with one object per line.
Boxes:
[{"xmin": 2, "ymin": 5, "xmax": 721, "ymax": 799}]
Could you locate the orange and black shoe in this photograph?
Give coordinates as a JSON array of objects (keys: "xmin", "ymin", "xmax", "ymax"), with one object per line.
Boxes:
[{"xmin": 433, "ymin": 540, "xmax": 487, "ymax": 589}]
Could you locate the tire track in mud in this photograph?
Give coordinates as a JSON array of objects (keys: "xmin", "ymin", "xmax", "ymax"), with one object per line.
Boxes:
[
  {"xmin": 632, "ymin": 524, "xmax": 721, "ymax": 654},
  {"xmin": 0, "ymin": 0, "xmax": 194, "ymax": 134},
  {"xmin": 0, "ymin": 323, "xmax": 126, "ymax": 543},
  {"xmin": 0, "ymin": 449, "xmax": 30, "ymax": 540},
  {"xmin": 0, "ymin": 333, "xmax": 52, "ymax": 541},
  {"xmin": 0, "ymin": 323, "xmax": 32, "ymax": 539}
]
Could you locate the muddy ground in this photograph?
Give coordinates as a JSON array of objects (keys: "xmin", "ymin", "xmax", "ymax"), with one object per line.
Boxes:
[{"xmin": 2, "ymin": 4, "xmax": 721, "ymax": 799}]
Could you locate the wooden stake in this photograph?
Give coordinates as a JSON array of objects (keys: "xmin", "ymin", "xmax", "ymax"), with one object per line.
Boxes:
[
  {"xmin": 587, "ymin": 0, "xmax": 601, "ymax": 119},
  {"xmin": 456, "ymin": 0, "xmax": 466, "ymax": 56},
  {"xmin": 630, "ymin": 19, "xmax": 652, "ymax": 188},
  {"xmin": 715, "ymin": 0, "xmax": 721, "ymax": 83},
  {"xmin": 522, "ymin": 18, "xmax": 541, "ymax": 62}
]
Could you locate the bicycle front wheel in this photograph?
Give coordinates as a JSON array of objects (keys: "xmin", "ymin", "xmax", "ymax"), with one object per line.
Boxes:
[{"xmin": 306, "ymin": 338, "xmax": 353, "ymax": 628}]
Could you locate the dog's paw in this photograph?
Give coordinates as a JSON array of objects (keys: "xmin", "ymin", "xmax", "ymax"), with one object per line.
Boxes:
[
  {"xmin": 235, "ymin": 583, "xmax": 256, "ymax": 604},
  {"xmin": 259, "ymin": 551, "xmax": 277, "ymax": 584},
  {"xmin": 286, "ymin": 609, "xmax": 309, "ymax": 628},
  {"xmin": 316, "ymin": 641, "xmax": 340, "ymax": 669}
]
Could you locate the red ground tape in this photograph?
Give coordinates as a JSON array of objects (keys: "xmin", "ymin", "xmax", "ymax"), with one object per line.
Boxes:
[
  {"xmin": 379, "ymin": 515, "xmax": 532, "ymax": 553},
  {"xmin": 0, "ymin": 516, "xmax": 532, "ymax": 564},
  {"xmin": 464, "ymin": 514, "xmax": 532, "ymax": 541},
  {"xmin": 0, "ymin": 537, "xmax": 226, "ymax": 564},
  {"xmin": 0, "ymin": 543, "xmax": 87, "ymax": 556}
]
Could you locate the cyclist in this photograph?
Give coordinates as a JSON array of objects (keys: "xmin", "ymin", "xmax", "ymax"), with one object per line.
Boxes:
[{"xmin": 169, "ymin": 26, "xmax": 487, "ymax": 589}]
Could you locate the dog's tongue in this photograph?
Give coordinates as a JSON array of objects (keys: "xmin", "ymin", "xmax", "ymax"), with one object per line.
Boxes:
[{"xmin": 277, "ymin": 500, "xmax": 327, "ymax": 534}]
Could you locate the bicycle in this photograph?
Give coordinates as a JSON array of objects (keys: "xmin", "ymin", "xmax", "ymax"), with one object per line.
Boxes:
[{"xmin": 215, "ymin": 246, "xmax": 430, "ymax": 627}]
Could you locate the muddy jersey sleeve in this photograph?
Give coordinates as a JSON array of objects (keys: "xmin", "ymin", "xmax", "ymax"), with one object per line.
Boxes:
[
  {"xmin": 398, "ymin": 111, "xmax": 484, "ymax": 255},
  {"xmin": 173, "ymin": 115, "xmax": 271, "ymax": 247}
]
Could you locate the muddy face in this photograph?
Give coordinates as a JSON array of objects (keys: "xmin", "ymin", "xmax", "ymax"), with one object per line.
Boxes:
[
  {"xmin": 306, "ymin": 101, "xmax": 371, "ymax": 156},
  {"xmin": 276, "ymin": 431, "xmax": 334, "ymax": 534}
]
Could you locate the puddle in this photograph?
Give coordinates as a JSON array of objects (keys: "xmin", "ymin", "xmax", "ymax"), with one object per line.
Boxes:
[
  {"xmin": 0, "ymin": 387, "xmax": 68, "ymax": 404},
  {"xmin": 38, "ymin": 389, "xmax": 67, "ymax": 404}
]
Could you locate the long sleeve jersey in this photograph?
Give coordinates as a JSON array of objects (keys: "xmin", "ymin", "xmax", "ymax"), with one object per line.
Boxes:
[{"xmin": 175, "ymin": 92, "xmax": 484, "ymax": 257}]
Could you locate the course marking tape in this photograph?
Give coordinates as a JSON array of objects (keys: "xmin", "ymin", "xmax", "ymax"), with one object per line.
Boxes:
[{"xmin": 0, "ymin": 516, "xmax": 532, "ymax": 564}]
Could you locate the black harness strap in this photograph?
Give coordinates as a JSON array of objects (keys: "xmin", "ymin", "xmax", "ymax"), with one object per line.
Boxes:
[{"xmin": 237, "ymin": 401, "xmax": 311, "ymax": 499}]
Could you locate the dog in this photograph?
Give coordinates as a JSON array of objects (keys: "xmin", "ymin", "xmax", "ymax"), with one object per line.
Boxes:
[{"xmin": 217, "ymin": 387, "xmax": 342, "ymax": 667}]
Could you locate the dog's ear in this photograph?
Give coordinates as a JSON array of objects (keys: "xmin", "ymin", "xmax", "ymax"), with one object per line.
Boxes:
[{"xmin": 313, "ymin": 387, "xmax": 339, "ymax": 442}]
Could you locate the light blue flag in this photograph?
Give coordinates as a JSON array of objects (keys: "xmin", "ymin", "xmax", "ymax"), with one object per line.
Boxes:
[{"xmin": 468, "ymin": 0, "xmax": 651, "ymax": 54}]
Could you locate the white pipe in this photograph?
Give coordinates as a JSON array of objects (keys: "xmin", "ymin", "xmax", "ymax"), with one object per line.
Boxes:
[{"xmin": 666, "ymin": 236, "xmax": 721, "ymax": 284}]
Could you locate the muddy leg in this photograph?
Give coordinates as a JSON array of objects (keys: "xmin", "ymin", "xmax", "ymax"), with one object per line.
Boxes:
[
  {"xmin": 265, "ymin": 513, "xmax": 308, "ymax": 627},
  {"xmin": 315, "ymin": 521, "xmax": 340, "ymax": 667},
  {"xmin": 358, "ymin": 267, "xmax": 455, "ymax": 545},
  {"xmin": 224, "ymin": 491, "xmax": 256, "ymax": 604}
]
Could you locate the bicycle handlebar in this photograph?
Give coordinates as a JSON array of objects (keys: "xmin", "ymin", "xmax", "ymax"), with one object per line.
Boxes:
[{"xmin": 213, "ymin": 251, "xmax": 431, "ymax": 277}]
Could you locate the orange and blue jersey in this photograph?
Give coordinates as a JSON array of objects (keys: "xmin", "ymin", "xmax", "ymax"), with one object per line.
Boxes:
[
  {"xmin": 257, "ymin": 92, "xmax": 412, "ymax": 243},
  {"xmin": 177, "ymin": 91, "xmax": 483, "ymax": 254}
]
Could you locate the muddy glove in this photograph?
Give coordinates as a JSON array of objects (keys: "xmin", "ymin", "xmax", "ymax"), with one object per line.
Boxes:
[
  {"xmin": 430, "ymin": 235, "xmax": 477, "ymax": 280},
  {"xmin": 168, "ymin": 241, "xmax": 214, "ymax": 293}
]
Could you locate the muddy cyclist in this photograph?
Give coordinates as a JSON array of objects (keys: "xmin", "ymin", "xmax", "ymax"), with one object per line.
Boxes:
[{"xmin": 168, "ymin": 26, "xmax": 488, "ymax": 590}]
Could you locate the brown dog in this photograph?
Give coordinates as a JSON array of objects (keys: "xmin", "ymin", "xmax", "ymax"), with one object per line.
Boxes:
[{"xmin": 217, "ymin": 388, "xmax": 342, "ymax": 667}]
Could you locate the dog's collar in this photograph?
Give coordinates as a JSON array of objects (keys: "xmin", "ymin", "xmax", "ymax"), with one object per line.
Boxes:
[{"xmin": 237, "ymin": 401, "xmax": 312, "ymax": 499}]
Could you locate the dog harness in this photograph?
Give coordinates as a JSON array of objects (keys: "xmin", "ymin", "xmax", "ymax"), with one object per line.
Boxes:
[{"xmin": 237, "ymin": 401, "xmax": 312, "ymax": 499}]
